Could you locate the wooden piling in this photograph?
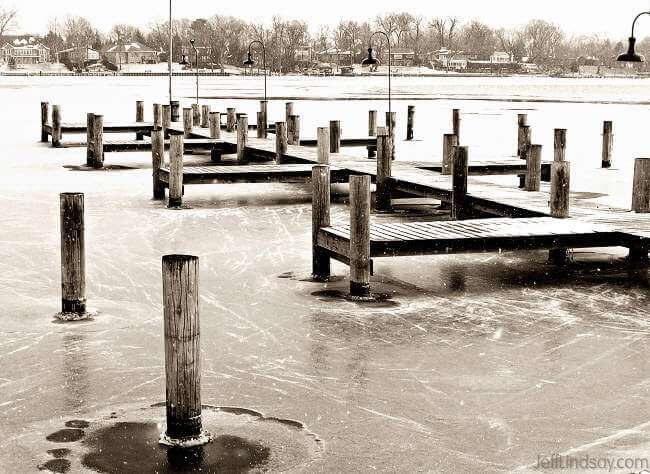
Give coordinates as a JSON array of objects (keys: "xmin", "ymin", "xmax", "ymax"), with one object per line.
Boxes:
[
  {"xmin": 41, "ymin": 102, "xmax": 49, "ymax": 142},
  {"xmin": 517, "ymin": 114, "xmax": 528, "ymax": 156},
  {"xmin": 260, "ymin": 100, "xmax": 268, "ymax": 138},
  {"xmin": 287, "ymin": 115, "xmax": 295, "ymax": 144},
  {"xmin": 367, "ymin": 110, "xmax": 377, "ymax": 158},
  {"xmin": 451, "ymin": 146, "xmax": 469, "ymax": 220},
  {"xmin": 550, "ymin": 161, "xmax": 570, "ymax": 218},
  {"xmin": 162, "ymin": 254, "xmax": 202, "ymax": 440},
  {"xmin": 92, "ymin": 115, "xmax": 104, "ymax": 169},
  {"xmin": 191, "ymin": 103, "xmax": 200, "ymax": 127},
  {"xmin": 136, "ymin": 100, "xmax": 144, "ymax": 140},
  {"xmin": 602, "ymin": 121, "xmax": 613, "ymax": 168},
  {"xmin": 285, "ymin": 102, "xmax": 293, "ymax": 124},
  {"xmin": 518, "ymin": 125, "xmax": 531, "ymax": 187},
  {"xmin": 525, "ymin": 144, "xmax": 542, "ymax": 192},
  {"xmin": 170, "ymin": 100, "xmax": 180, "ymax": 122},
  {"xmin": 554, "ymin": 129, "xmax": 566, "ymax": 162},
  {"xmin": 226, "ymin": 108, "xmax": 236, "ymax": 132},
  {"xmin": 312, "ymin": 165, "xmax": 331, "ymax": 280},
  {"xmin": 442, "ymin": 134, "xmax": 458, "ymax": 175},
  {"xmin": 632, "ymin": 158, "xmax": 650, "ymax": 213},
  {"xmin": 168, "ymin": 130, "xmax": 184, "ymax": 208},
  {"xmin": 406, "ymin": 105, "xmax": 415, "ymax": 140},
  {"xmin": 275, "ymin": 122, "xmax": 287, "ymax": 164},
  {"xmin": 201, "ymin": 105, "xmax": 209, "ymax": 128},
  {"xmin": 386, "ymin": 112, "xmax": 396, "ymax": 159},
  {"xmin": 237, "ymin": 115, "xmax": 248, "ymax": 162},
  {"xmin": 209, "ymin": 111, "xmax": 220, "ymax": 139},
  {"xmin": 60, "ymin": 193, "xmax": 85, "ymax": 314},
  {"xmin": 183, "ymin": 108, "xmax": 192, "ymax": 138},
  {"xmin": 162, "ymin": 104, "xmax": 171, "ymax": 135},
  {"xmin": 256, "ymin": 112, "xmax": 264, "ymax": 138},
  {"xmin": 317, "ymin": 127, "xmax": 330, "ymax": 164},
  {"xmin": 329, "ymin": 120, "xmax": 341, "ymax": 153},
  {"xmin": 452, "ymin": 109, "xmax": 460, "ymax": 139},
  {"xmin": 86, "ymin": 113, "xmax": 95, "ymax": 167},
  {"xmin": 52, "ymin": 105, "xmax": 61, "ymax": 147},
  {"xmin": 152, "ymin": 127, "xmax": 165, "ymax": 199},
  {"xmin": 290, "ymin": 115, "xmax": 300, "ymax": 145},
  {"xmin": 376, "ymin": 130, "xmax": 392, "ymax": 212},
  {"xmin": 349, "ymin": 175, "xmax": 371, "ymax": 298},
  {"xmin": 153, "ymin": 103, "xmax": 162, "ymax": 131}
]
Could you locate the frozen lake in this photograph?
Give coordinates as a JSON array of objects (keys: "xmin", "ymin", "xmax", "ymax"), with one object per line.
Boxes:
[{"xmin": 0, "ymin": 75, "xmax": 648, "ymax": 472}]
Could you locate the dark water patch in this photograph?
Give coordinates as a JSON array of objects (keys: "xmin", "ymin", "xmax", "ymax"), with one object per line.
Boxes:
[
  {"xmin": 38, "ymin": 458, "xmax": 71, "ymax": 473},
  {"xmin": 63, "ymin": 164, "xmax": 138, "ymax": 171},
  {"xmin": 46, "ymin": 429, "xmax": 85, "ymax": 443},
  {"xmin": 65, "ymin": 420, "xmax": 89, "ymax": 428},
  {"xmin": 47, "ymin": 448, "xmax": 71, "ymax": 458},
  {"xmin": 81, "ymin": 422, "xmax": 270, "ymax": 473}
]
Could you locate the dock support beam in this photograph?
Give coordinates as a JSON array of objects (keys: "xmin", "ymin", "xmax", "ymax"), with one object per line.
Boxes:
[
  {"xmin": 162, "ymin": 105, "xmax": 171, "ymax": 136},
  {"xmin": 549, "ymin": 160, "xmax": 571, "ymax": 264},
  {"xmin": 630, "ymin": 158, "xmax": 650, "ymax": 263},
  {"xmin": 152, "ymin": 126, "xmax": 165, "ymax": 200},
  {"xmin": 285, "ymin": 102, "xmax": 293, "ymax": 124},
  {"xmin": 312, "ymin": 165, "xmax": 331, "ymax": 281},
  {"xmin": 168, "ymin": 130, "xmax": 184, "ymax": 208},
  {"xmin": 349, "ymin": 175, "xmax": 372, "ymax": 298},
  {"xmin": 226, "ymin": 108, "xmax": 236, "ymax": 132},
  {"xmin": 602, "ymin": 121, "xmax": 613, "ymax": 168},
  {"xmin": 452, "ymin": 109, "xmax": 460, "ymax": 139},
  {"xmin": 452, "ymin": 146, "xmax": 469, "ymax": 220},
  {"xmin": 86, "ymin": 113, "xmax": 95, "ymax": 167},
  {"xmin": 317, "ymin": 127, "xmax": 330, "ymax": 164},
  {"xmin": 257, "ymin": 112, "xmax": 264, "ymax": 138},
  {"xmin": 289, "ymin": 115, "xmax": 300, "ymax": 145},
  {"xmin": 329, "ymin": 120, "xmax": 340, "ymax": 153},
  {"xmin": 376, "ymin": 130, "xmax": 392, "ymax": 212},
  {"xmin": 209, "ymin": 112, "xmax": 221, "ymax": 162},
  {"xmin": 517, "ymin": 114, "xmax": 528, "ymax": 156},
  {"xmin": 153, "ymin": 103, "xmax": 162, "ymax": 131},
  {"xmin": 275, "ymin": 122, "xmax": 287, "ymax": 164},
  {"xmin": 183, "ymin": 108, "xmax": 192, "ymax": 138},
  {"xmin": 442, "ymin": 134, "xmax": 458, "ymax": 176},
  {"xmin": 136, "ymin": 100, "xmax": 144, "ymax": 140},
  {"xmin": 60, "ymin": 192, "xmax": 86, "ymax": 315},
  {"xmin": 52, "ymin": 105, "xmax": 61, "ymax": 147},
  {"xmin": 201, "ymin": 105, "xmax": 210, "ymax": 128},
  {"xmin": 406, "ymin": 105, "xmax": 415, "ymax": 140},
  {"xmin": 92, "ymin": 115, "xmax": 104, "ymax": 169},
  {"xmin": 237, "ymin": 115, "xmax": 248, "ymax": 162},
  {"xmin": 170, "ymin": 100, "xmax": 180, "ymax": 122},
  {"xmin": 368, "ymin": 110, "xmax": 377, "ymax": 158},
  {"xmin": 41, "ymin": 102, "xmax": 49, "ymax": 142},
  {"xmin": 519, "ymin": 125, "xmax": 531, "ymax": 187},
  {"xmin": 525, "ymin": 144, "xmax": 542, "ymax": 191},
  {"xmin": 192, "ymin": 104, "xmax": 200, "ymax": 128},
  {"xmin": 554, "ymin": 129, "xmax": 566, "ymax": 162}
]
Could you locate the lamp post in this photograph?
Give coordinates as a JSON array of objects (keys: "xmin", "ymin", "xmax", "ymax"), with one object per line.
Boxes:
[
  {"xmin": 190, "ymin": 39, "xmax": 198, "ymax": 104},
  {"xmin": 243, "ymin": 40, "xmax": 267, "ymax": 102},
  {"xmin": 362, "ymin": 31, "xmax": 392, "ymax": 137},
  {"xmin": 168, "ymin": 0, "xmax": 172, "ymax": 104},
  {"xmin": 617, "ymin": 11, "xmax": 650, "ymax": 62}
]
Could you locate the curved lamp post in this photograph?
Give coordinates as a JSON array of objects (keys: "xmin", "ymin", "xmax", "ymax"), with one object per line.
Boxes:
[
  {"xmin": 189, "ymin": 39, "xmax": 198, "ymax": 104},
  {"xmin": 617, "ymin": 11, "xmax": 650, "ymax": 62},
  {"xmin": 243, "ymin": 40, "xmax": 267, "ymax": 102},
  {"xmin": 362, "ymin": 31, "xmax": 391, "ymax": 136}
]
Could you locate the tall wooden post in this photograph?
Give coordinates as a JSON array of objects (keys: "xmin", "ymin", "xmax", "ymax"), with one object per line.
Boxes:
[
  {"xmin": 451, "ymin": 146, "xmax": 469, "ymax": 220},
  {"xmin": 152, "ymin": 127, "xmax": 165, "ymax": 200},
  {"xmin": 86, "ymin": 113, "xmax": 95, "ymax": 167},
  {"xmin": 256, "ymin": 112, "xmax": 264, "ymax": 138},
  {"xmin": 554, "ymin": 129, "xmax": 566, "ymax": 162},
  {"xmin": 226, "ymin": 108, "xmax": 236, "ymax": 132},
  {"xmin": 549, "ymin": 161, "xmax": 571, "ymax": 264},
  {"xmin": 60, "ymin": 193, "xmax": 85, "ymax": 314},
  {"xmin": 329, "ymin": 120, "xmax": 341, "ymax": 153},
  {"xmin": 237, "ymin": 115, "xmax": 248, "ymax": 162},
  {"xmin": 386, "ymin": 112, "xmax": 396, "ymax": 159},
  {"xmin": 452, "ymin": 109, "xmax": 460, "ymax": 139},
  {"xmin": 191, "ymin": 103, "xmax": 200, "ymax": 127},
  {"xmin": 52, "ymin": 105, "xmax": 61, "ymax": 147},
  {"xmin": 317, "ymin": 127, "xmax": 330, "ymax": 164},
  {"xmin": 376, "ymin": 131, "xmax": 392, "ymax": 212},
  {"xmin": 201, "ymin": 105, "xmax": 210, "ymax": 128},
  {"xmin": 349, "ymin": 175, "xmax": 371, "ymax": 298},
  {"xmin": 162, "ymin": 104, "xmax": 171, "ymax": 136},
  {"xmin": 406, "ymin": 105, "xmax": 415, "ymax": 140},
  {"xmin": 519, "ymin": 125, "xmax": 532, "ymax": 187},
  {"xmin": 168, "ymin": 130, "xmax": 184, "ymax": 208},
  {"xmin": 367, "ymin": 110, "xmax": 377, "ymax": 158},
  {"xmin": 275, "ymin": 122, "xmax": 287, "ymax": 164},
  {"xmin": 285, "ymin": 102, "xmax": 293, "ymax": 124},
  {"xmin": 153, "ymin": 103, "xmax": 162, "ymax": 131},
  {"xmin": 136, "ymin": 100, "xmax": 144, "ymax": 140},
  {"xmin": 290, "ymin": 115, "xmax": 300, "ymax": 145},
  {"xmin": 442, "ymin": 134, "xmax": 458, "ymax": 175},
  {"xmin": 170, "ymin": 100, "xmax": 180, "ymax": 122},
  {"xmin": 183, "ymin": 108, "xmax": 193, "ymax": 138},
  {"xmin": 41, "ymin": 102, "xmax": 49, "ymax": 142},
  {"xmin": 92, "ymin": 115, "xmax": 104, "ymax": 169},
  {"xmin": 312, "ymin": 165, "xmax": 331, "ymax": 280},
  {"xmin": 209, "ymin": 112, "xmax": 221, "ymax": 139},
  {"xmin": 517, "ymin": 114, "xmax": 528, "ymax": 156},
  {"xmin": 260, "ymin": 100, "xmax": 268, "ymax": 138},
  {"xmin": 632, "ymin": 158, "xmax": 650, "ymax": 213},
  {"xmin": 525, "ymin": 144, "xmax": 542, "ymax": 192},
  {"xmin": 602, "ymin": 121, "xmax": 613, "ymax": 168},
  {"xmin": 162, "ymin": 254, "xmax": 203, "ymax": 441}
]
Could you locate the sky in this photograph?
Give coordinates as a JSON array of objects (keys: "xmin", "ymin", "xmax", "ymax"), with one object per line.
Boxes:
[{"xmin": 6, "ymin": 0, "xmax": 650, "ymax": 40}]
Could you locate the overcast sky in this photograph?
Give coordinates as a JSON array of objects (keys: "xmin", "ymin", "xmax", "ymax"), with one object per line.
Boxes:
[{"xmin": 7, "ymin": 0, "xmax": 650, "ymax": 39}]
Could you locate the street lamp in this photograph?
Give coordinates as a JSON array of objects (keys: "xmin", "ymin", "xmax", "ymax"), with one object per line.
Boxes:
[
  {"xmin": 362, "ymin": 31, "xmax": 392, "ymax": 137},
  {"xmin": 243, "ymin": 40, "xmax": 267, "ymax": 102},
  {"xmin": 168, "ymin": 0, "xmax": 172, "ymax": 104},
  {"xmin": 617, "ymin": 11, "xmax": 649, "ymax": 62},
  {"xmin": 189, "ymin": 39, "xmax": 199, "ymax": 104}
]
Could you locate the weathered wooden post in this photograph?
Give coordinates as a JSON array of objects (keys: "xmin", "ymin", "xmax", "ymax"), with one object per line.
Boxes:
[
  {"xmin": 451, "ymin": 146, "xmax": 469, "ymax": 220},
  {"xmin": 442, "ymin": 134, "xmax": 458, "ymax": 175},
  {"xmin": 285, "ymin": 102, "xmax": 293, "ymax": 124},
  {"xmin": 60, "ymin": 192, "xmax": 86, "ymax": 315},
  {"xmin": 162, "ymin": 104, "xmax": 171, "ymax": 136},
  {"xmin": 183, "ymin": 107, "xmax": 193, "ymax": 138},
  {"xmin": 376, "ymin": 130, "xmax": 392, "ymax": 212},
  {"xmin": 260, "ymin": 100, "xmax": 268, "ymax": 138},
  {"xmin": 191, "ymin": 103, "xmax": 200, "ymax": 127},
  {"xmin": 161, "ymin": 254, "xmax": 207, "ymax": 445},
  {"xmin": 290, "ymin": 115, "xmax": 300, "ymax": 145},
  {"xmin": 41, "ymin": 102, "xmax": 49, "ymax": 142},
  {"xmin": 312, "ymin": 165, "xmax": 331, "ymax": 281},
  {"xmin": 287, "ymin": 115, "xmax": 295, "ymax": 144},
  {"xmin": 525, "ymin": 144, "xmax": 542, "ymax": 192},
  {"xmin": 367, "ymin": 110, "xmax": 377, "ymax": 158},
  {"xmin": 386, "ymin": 112, "xmax": 396, "ymax": 159},
  {"xmin": 329, "ymin": 120, "xmax": 341, "ymax": 153},
  {"xmin": 86, "ymin": 113, "xmax": 95, "ymax": 167},
  {"xmin": 168, "ymin": 130, "xmax": 184, "ymax": 208},
  {"xmin": 170, "ymin": 100, "xmax": 180, "ymax": 122},
  {"xmin": 209, "ymin": 111, "xmax": 220, "ymax": 139},
  {"xmin": 237, "ymin": 115, "xmax": 248, "ymax": 162},
  {"xmin": 52, "ymin": 105, "xmax": 61, "ymax": 147},
  {"xmin": 92, "ymin": 114, "xmax": 104, "ymax": 169},
  {"xmin": 275, "ymin": 122, "xmax": 287, "ymax": 164},
  {"xmin": 317, "ymin": 127, "xmax": 330, "ymax": 164},
  {"xmin": 517, "ymin": 114, "xmax": 528, "ymax": 156},
  {"xmin": 554, "ymin": 129, "xmax": 566, "ymax": 162},
  {"xmin": 549, "ymin": 160, "xmax": 571, "ymax": 264},
  {"xmin": 518, "ymin": 125, "xmax": 532, "ymax": 187},
  {"xmin": 201, "ymin": 105, "xmax": 210, "ymax": 128},
  {"xmin": 602, "ymin": 121, "xmax": 613, "ymax": 168},
  {"xmin": 152, "ymin": 126, "xmax": 165, "ymax": 200},
  {"xmin": 226, "ymin": 108, "xmax": 236, "ymax": 132},
  {"xmin": 632, "ymin": 158, "xmax": 650, "ymax": 213},
  {"xmin": 349, "ymin": 175, "xmax": 372, "ymax": 299},
  {"xmin": 256, "ymin": 112, "xmax": 263, "ymax": 138},
  {"xmin": 153, "ymin": 103, "xmax": 162, "ymax": 131},
  {"xmin": 136, "ymin": 100, "xmax": 144, "ymax": 140},
  {"xmin": 406, "ymin": 105, "xmax": 415, "ymax": 140},
  {"xmin": 452, "ymin": 109, "xmax": 460, "ymax": 139}
]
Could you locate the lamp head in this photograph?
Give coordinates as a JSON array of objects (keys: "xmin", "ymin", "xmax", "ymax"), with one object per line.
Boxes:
[
  {"xmin": 243, "ymin": 51, "xmax": 254, "ymax": 66},
  {"xmin": 361, "ymin": 47, "xmax": 378, "ymax": 66},
  {"xmin": 179, "ymin": 54, "xmax": 189, "ymax": 65},
  {"xmin": 617, "ymin": 36, "xmax": 644, "ymax": 62}
]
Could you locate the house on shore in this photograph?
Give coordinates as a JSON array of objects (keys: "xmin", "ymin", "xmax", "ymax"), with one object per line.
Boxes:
[
  {"xmin": 104, "ymin": 41, "xmax": 158, "ymax": 65},
  {"xmin": 59, "ymin": 46, "xmax": 100, "ymax": 65},
  {"xmin": 1, "ymin": 38, "xmax": 50, "ymax": 64}
]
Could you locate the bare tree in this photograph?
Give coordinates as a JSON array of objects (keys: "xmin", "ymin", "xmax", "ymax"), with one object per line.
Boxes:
[
  {"xmin": 495, "ymin": 27, "xmax": 526, "ymax": 60},
  {"xmin": 0, "ymin": 6, "xmax": 17, "ymax": 37},
  {"xmin": 523, "ymin": 19, "xmax": 564, "ymax": 65},
  {"xmin": 459, "ymin": 20, "xmax": 496, "ymax": 59}
]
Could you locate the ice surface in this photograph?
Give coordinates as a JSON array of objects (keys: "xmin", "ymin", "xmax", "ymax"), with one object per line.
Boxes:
[{"xmin": 0, "ymin": 75, "xmax": 648, "ymax": 472}]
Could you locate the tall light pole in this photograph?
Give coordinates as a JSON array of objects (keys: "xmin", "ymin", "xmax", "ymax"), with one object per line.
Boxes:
[
  {"xmin": 362, "ymin": 31, "xmax": 392, "ymax": 136},
  {"xmin": 168, "ymin": 0, "xmax": 172, "ymax": 104},
  {"xmin": 617, "ymin": 11, "xmax": 650, "ymax": 62},
  {"xmin": 243, "ymin": 40, "xmax": 267, "ymax": 102},
  {"xmin": 190, "ymin": 39, "xmax": 198, "ymax": 104}
]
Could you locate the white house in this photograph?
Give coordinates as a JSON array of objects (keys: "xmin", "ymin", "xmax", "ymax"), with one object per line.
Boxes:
[{"xmin": 490, "ymin": 51, "xmax": 513, "ymax": 64}]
